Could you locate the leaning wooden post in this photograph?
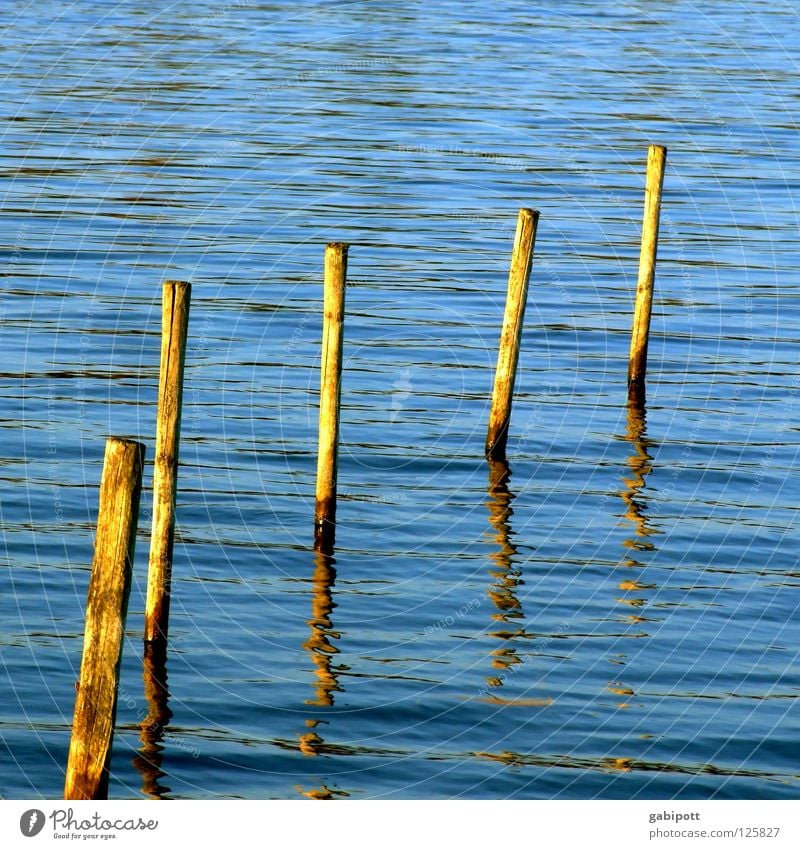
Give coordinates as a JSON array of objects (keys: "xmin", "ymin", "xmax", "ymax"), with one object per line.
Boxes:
[
  {"xmin": 628, "ymin": 144, "xmax": 667, "ymax": 405},
  {"xmin": 485, "ymin": 208, "xmax": 539, "ymax": 460},
  {"xmin": 65, "ymin": 438, "xmax": 145, "ymax": 800},
  {"xmin": 314, "ymin": 243, "xmax": 348, "ymax": 550},
  {"xmin": 145, "ymin": 280, "xmax": 191, "ymax": 647}
]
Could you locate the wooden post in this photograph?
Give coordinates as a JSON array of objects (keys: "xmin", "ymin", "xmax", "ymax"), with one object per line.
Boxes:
[
  {"xmin": 628, "ymin": 144, "xmax": 667, "ymax": 405},
  {"xmin": 65, "ymin": 438, "xmax": 145, "ymax": 800},
  {"xmin": 145, "ymin": 281, "xmax": 191, "ymax": 646},
  {"xmin": 314, "ymin": 243, "xmax": 348, "ymax": 549},
  {"xmin": 485, "ymin": 208, "xmax": 539, "ymax": 460}
]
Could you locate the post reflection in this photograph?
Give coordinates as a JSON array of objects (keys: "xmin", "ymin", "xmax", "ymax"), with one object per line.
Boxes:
[
  {"xmin": 483, "ymin": 458, "xmax": 530, "ymax": 692},
  {"xmin": 132, "ymin": 643, "xmax": 173, "ymax": 799},
  {"xmin": 295, "ymin": 784, "xmax": 350, "ymax": 799},
  {"xmin": 298, "ymin": 540, "xmax": 344, "ymax": 759},
  {"xmin": 608, "ymin": 400, "xmax": 661, "ymax": 707},
  {"xmin": 620, "ymin": 401, "xmax": 658, "ymax": 562}
]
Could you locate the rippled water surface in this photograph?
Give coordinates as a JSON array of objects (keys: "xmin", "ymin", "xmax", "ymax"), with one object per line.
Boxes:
[{"xmin": 1, "ymin": 0, "xmax": 799, "ymax": 800}]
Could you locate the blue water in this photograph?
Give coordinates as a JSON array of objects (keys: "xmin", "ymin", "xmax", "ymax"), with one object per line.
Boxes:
[{"xmin": 1, "ymin": 0, "xmax": 799, "ymax": 799}]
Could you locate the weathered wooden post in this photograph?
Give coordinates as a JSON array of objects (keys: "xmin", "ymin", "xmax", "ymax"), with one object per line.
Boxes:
[
  {"xmin": 485, "ymin": 208, "xmax": 539, "ymax": 460},
  {"xmin": 65, "ymin": 437, "xmax": 145, "ymax": 800},
  {"xmin": 628, "ymin": 144, "xmax": 667, "ymax": 405},
  {"xmin": 145, "ymin": 280, "xmax": 191, "ymax": 647},
  {"xmin": 314, "ymin": 243, "xmax": 348, "ymax": 550}
]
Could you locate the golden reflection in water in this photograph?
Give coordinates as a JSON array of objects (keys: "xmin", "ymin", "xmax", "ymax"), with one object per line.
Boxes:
[
  {"xmin": 297, "ymin": 538, "xmax": 346, "ymax": 770},
  {"xmin": 303, "ymin": 545, "xmax": 342, "ymax": 709},
  {"xmin": 295, "ymin": 784, "xmax": 350, "ymax": 799},
  {"xmin": 132, "ymin": 642, "xmax": 173, "ymax": 799},
  {"xmin": 609, "ymin": 400, "xmax": 661, "ymax": 704},
  {"xmin": 620, "ymin": 401, "xmax": 658, "ymax": 559},
  {"xmin": 484, "ymin": 458, "xmax": 530, "ymax": 690}
]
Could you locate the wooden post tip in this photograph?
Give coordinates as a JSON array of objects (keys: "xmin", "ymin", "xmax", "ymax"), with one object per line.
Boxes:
[
  {"xmin": 517, "ymin": 208, "xmax": 541, "ymax": 226},
  {"xmin": 105, "ymin": 437, "xmax": 145, "ymax": 451},
  {"xmin": 162, "ymin": 279, "xmax": 192, "ymax": 294}
]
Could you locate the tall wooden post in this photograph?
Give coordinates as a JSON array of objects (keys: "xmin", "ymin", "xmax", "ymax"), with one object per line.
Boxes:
[
  {"xmin": 145, "ymin": 281, "xmax": 191, "ymax": 646},
  {"xmin": 314, "ymin": 243, "xmax": 348, "ymax": 549},
  {"xmin": 628, "ymin": 144, "xmax": 667, "ymax": 405},
  {"xmin": 65, "ymin": 438, "xmax": 145, "ymax": 800},
  {"xmin": 486, "ymin": 208, "xmax": 539, "ymax": 460}
]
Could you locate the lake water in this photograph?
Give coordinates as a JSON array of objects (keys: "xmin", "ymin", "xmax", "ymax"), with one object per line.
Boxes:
[{"xmin": 1, "ymin": 0, "xmax": 799, "ymax": 800}]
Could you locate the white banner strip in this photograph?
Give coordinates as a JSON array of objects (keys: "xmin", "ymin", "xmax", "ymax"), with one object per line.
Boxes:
[{"xmin": 2, "ymin": 800, "xmax": 797, "ymax": 848}]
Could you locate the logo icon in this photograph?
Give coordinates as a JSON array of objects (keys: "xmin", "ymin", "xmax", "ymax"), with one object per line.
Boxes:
[
  {"xmin": 20, "ymin": 810, "xmax": 45, "ymax": 837},
  {"xmin": 390, "ymin": 368, "xmax": 413, "ymax": 424}
]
